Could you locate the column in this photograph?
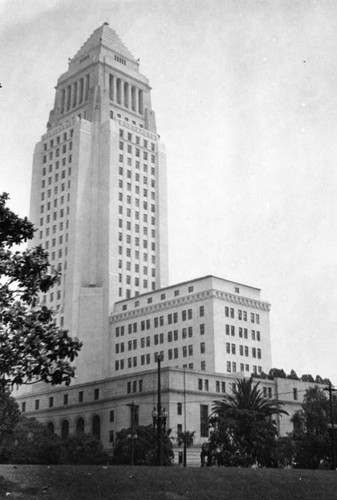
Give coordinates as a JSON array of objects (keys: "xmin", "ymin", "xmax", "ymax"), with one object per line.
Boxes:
[
  {"xmin": 128, "ymin": 84, "xmax": 132, "ymax": 110},
  {"xmin": 124, "ymin": 82, "xmax": 129, "ymax": 108},
  {"xmin": 135, "ymin": 87, "xmax": 139, "ymax": 114},
  {"xmin": 120, "ymin": 79, "xmax": 124, "ymax": 108},
  {"xmin": 72, "ymin": 81, "xmax": 78, "ymax": 108},
  {"xmin": 113, "ymin": 76, "xmax": 117, "ymax": 103},
  {"xmin": 60, "ymin": 88, "xmax": 65, "ymax": 114},
  {"xmin": 131, "ymin": 86, "xmax": 136, "ymax": 112},
  {"xmin": 66, "ymin": 85, "xmax": 71, "ymax": 112},
  {"xmin": 138, "ymin": 90, "xmax": 143, "ymax": 114},
  {"xmin": 109, "ymin": 74, "xmax": 114, "ymax": 101},
  {"xmin": 78, "ymin": 78, "xmax": 84, "ymax": 105}
]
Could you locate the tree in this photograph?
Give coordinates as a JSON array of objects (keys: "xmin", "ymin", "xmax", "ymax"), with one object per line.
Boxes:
[
  {"xmin": 4, "ymin": 416, "xmax": 62, "ymax": 464},
  {"xmin": 208, "ymin": 378, "xmax": 288, "ymax": 467},
  {"xmin": 287, "ymin": 370, "xmax": 299, "ymax": 380},
  {"xmin": 177, "ymin": 430, "xmax": 195, "ymax": 467},
  {"xmin": 269, "ymin": 368, "xmax": 287, "ymax": 379},
  {"xmin": 176, "ymin": 430, "xmax": 195, "ymax": 448},
  {"xmin": 113, "ymin": 425, "xmax": 174, "ymax": 466},
  {"xmin": 0, "ymin": 390, "xmax": 21, "ymax": 460},
  {"xmin": 290, "ymin": 386, "xmax": 337, "ymax": 469},
  {"xmin": 301, "ymin": 374, "xmax": 315, "ymax": 383},
  {"xmin": 61, "ymin": 433, "xmax": 109, "ymax": 465},
  {"xmin": 1, "ymin": 416, "xmax": 109, "ymax": 465},
  {"xmin": 0, "ymin": 193, "xmax": 82, "ymax": 387}
]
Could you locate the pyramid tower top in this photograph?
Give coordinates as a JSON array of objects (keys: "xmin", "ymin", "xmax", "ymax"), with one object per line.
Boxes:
[{"xmin": 71, "ymin": 23, "xmax": 137, "ymax": 65}]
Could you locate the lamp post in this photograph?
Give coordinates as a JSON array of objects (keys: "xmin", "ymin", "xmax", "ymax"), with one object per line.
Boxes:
[
  {"xmin": 152, "ymin": 354, "xmax": 168, "ymax": 465},
  {"xmin": 127, "ymin": 401, "xmax": 138, "ymax": 465},
  {"xmin": 324, "ymin": 383, "xmax": 337, "ymax": 470},
  {"xmin": 152, "ymin": 406, "xmax": 168, "ymax": 465}
]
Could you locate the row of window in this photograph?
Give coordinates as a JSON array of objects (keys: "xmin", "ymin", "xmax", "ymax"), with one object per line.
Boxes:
[
  {"xmin": 43, "ymin": 151, "xmax": 73, "ymax": 165},
  {"xmin": 21, "ymin": 388, "xmax": 100, "ymax": 412},
  {"xmin": 115, "ymin": 310, "xmax": 204, "ymax": 337},
  {"xmin": 115, "ymin": 323, "xmax": 205, "ymax": 339},
  {"xmin": 115, "ymin": 328, "xmax": 201, "ymax": 353},
  {"xmin": 225, "ymin": 307, "xmax": 260, "ymax": 324},
  {"xmin": 118, "ymin": 211, "xmax": 155, "ymax": 225},
  {"xmin": 115, "ymin": 352, "xmax": 207, "ymax": 371},
  {"xmin": 40, "ymin": 220, "xmax": 68, "ymax": 237},
  {"xmin": 119, "ymin": 129, "xmax": 156, "ymax": 152},
  {"xmin": 227, "ymin": 362, "xmax": 262, "ymax": 374},
  {"xmin": 198, "ymin": 378, "xmax": 227, "ymax": 393},
  {"xmin": 226, "ymin": 343, "xmax": 262, "ymax": 358},
  {"xmin": 119, "ymin": 285, "xmax": 196, "ymax": 312},
  {"xmin": 119, "ymin": 165, "xmax": 155, "ymax": 180},
  {"xmin": 43, "ymin": 130, "xmax": 74, "ymax": 151},
  {"xmin": 42, "ymin": 175, "xmax": 72, "ymax": 190},
  {"xmin": 41, "ymin": 189, "xmax": 71, "ymax": 204},
  {"xmin": 225, "ymin": 324, "xmax": 261, "ymax": 340}
]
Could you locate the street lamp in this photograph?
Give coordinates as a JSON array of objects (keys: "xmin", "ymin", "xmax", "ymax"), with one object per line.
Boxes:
[
  {"xmin": 152, "ymin": 406, "xmax": 169, "ymax": 465},
  {"xmin": 126, "ymin": 432, "xmax": 138, "ymax": 466},
  {"xmin": 127, "ymin": 401, "xmax": 138, "ymax": 466},
  {"xmin": 153, "ymin": 352, "xmax": 169, "ymax": 465},
  {"xmin": 152, "ymin": 407, "xmax": 168, "ymax": 431}
]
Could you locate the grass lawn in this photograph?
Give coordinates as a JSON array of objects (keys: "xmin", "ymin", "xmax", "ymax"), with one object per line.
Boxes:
[{"xmin": 0, "ymin": 465, "xmax": 336, "ymax": 500}]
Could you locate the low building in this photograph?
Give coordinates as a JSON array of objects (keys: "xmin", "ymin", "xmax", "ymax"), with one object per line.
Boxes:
[{"xmin": 14, "ymin": 364, "xmax": 324, "ymax": 466}]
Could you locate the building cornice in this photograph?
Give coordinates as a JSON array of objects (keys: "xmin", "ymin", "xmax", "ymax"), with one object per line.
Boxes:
[{"xmin": 110, "ymin": 289, "xmax": 270, "ymax": 323}]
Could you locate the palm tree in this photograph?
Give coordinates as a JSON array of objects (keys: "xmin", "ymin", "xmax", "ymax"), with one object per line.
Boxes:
[
  {"xmin": 211, "ymin": 378, "xmax": 287, "ymax": 421},
  {"xmin": 208, "ymin": 378, "xmax": 288, "ymax": 467}
]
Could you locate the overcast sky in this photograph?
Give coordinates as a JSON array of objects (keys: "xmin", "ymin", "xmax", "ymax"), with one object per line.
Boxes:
[{"xmin": 1, "ymin": 0, "xmax": 337, "ymax": 384}]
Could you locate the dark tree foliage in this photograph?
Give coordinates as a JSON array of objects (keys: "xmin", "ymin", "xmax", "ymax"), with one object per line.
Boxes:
[
  {"xmin": 290, "ymin": 386, "xmax": 337, "ymax": 469},
  {"xmin": 0, "ymin": 193, "xmax": 82, "ymax": 387},
  {"xmin": 287, "ymin": 370, "xmax": 300, "ymax": 380},
  {"xmin": 208, "ymin": 378, "xmax": 288, "ymax": 467},
  {"xmin": 61, "ymin": 433, "xmax": 109, "ymax": 465},
  {"xmin": 0, "ymin": 390, "xmax": 21, "ymax": 456},
  {"xmin": 176, "ymin": 430, "xmax": 195, "ymax": 448},
  {"xmin": 1, "ymin": 416, "xmax": 109, "ymax": 465},
  {"xmin": 269, "ymin": 368, "xmax": 287, "ymax": 379},
  {"xmin": 4, "ymin": 416, "xmax": 61, "ymax": 464},
  {"xmin": 113, "ymin": 424, "xmax": 174, "ymax": 466}
]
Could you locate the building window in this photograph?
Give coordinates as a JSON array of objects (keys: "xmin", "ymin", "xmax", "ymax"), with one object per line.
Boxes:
[
  {"xmin": 201, "ymin": 360, "xmax": 206, "ymax": 371},
  {"xmin": 199, "ymin": 306, "xmax": 204, "ymax": 317},
  {"xmin": 35, "ymin": 399, "xmax": 40, "ymax": 410},
  {"xmin": 63, "ymin": 394, "xmax": 68, "ymax": 405},
  {"xmin": 200, "ymin": 324, "xmax": 205, "ymax": 335},
  {"xmin": 49, "ymin": 397, "xmax": 53, "ymax": 408},
  {"xmin": 177, "ymin": 402, "xmax": 182, "ymax": 415},
  {"xmin": 198, "ymin": 379, "xmax": 203, "ymax": 390},
  {"xmin": 22, "ymin": 402, "xmax": 26, "ymax": 412},
  {"xmin": 200, "ymin": 405, "xmax": 209, "ymax": 437},
  {"xmin": 293, "ymin": 388, "xmax": 298, "ymax": 401},
  {"xmin": 94, "ymin": 388, "xmax": 99, "ymax": 400},
  {"xmin": 200, "ymin": 342, "xmax": 205, "ymax": 354},
  {"xmin": 79, "ymin": 391, "xmax": 83, "ymax": 403}
]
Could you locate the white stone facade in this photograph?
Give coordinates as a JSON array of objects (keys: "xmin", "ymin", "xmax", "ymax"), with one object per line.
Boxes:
[{"xmin": 110, "ymin": 275, "xmax": 272, "ymax": 378}]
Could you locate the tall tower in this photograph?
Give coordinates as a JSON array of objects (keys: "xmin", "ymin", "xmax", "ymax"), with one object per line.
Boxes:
[{"xmin": 29, "ymin": 24, "xmax": 168, "ymax": 383}]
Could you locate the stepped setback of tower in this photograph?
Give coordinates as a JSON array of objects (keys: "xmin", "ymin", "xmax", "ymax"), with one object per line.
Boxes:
[{"xmin": 28, "ymin": 24, "xmax": 168, "ymax": 384}]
